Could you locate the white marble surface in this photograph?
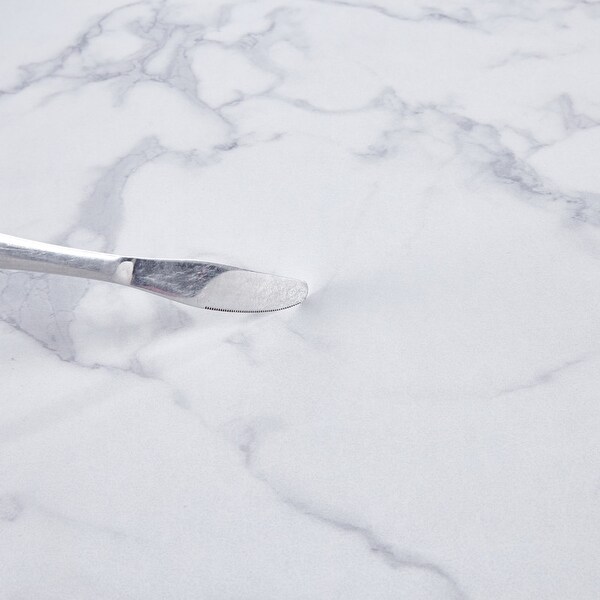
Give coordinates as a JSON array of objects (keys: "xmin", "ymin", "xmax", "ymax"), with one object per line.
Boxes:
[{"xmin": 2, "ymin": 1, "xmax": 600, "ymax": 598}]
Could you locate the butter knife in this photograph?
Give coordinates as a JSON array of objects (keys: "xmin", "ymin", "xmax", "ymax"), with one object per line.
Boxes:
[{"xmin": 0, "ymin": 234, "xmax": 308, "ymax": 313}]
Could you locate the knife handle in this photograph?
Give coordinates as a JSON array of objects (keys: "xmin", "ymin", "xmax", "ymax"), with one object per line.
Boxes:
[{"xmin": 0, "ymin": 233, "xmax": 132, "ymax": 284}]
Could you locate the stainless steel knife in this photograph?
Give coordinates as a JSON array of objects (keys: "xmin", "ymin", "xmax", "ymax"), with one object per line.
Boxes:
[{"xmin": 0, "ymin": 234, "xmax": 308, "ymax": 313}]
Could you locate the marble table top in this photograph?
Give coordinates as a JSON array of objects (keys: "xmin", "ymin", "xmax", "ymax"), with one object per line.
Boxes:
[{"xmin": 2, "ymin": 1, "xmax": 600, "ymax": 598}]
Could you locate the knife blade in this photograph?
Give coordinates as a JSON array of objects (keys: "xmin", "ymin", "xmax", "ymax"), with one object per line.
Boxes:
[{"xmin": 129, "ymin": 258, "xmax": 308, "ymax": 313}]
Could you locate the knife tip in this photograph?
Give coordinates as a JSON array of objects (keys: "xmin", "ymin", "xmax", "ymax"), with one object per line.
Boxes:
[{"xmin": 200, "ymin": 269, "xmax": 308, "ymax": 313}]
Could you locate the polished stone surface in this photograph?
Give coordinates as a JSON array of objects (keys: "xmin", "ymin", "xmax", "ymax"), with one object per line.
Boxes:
[{"xmin": 2, "ymin": 1, "xmax": 600, "ymax": 598}]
